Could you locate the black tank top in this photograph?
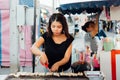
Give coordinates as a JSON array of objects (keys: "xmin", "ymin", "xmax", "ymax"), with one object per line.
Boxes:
[{"xmin": 42, "ymin": 32, "xmax": 74, "ymax": 72}]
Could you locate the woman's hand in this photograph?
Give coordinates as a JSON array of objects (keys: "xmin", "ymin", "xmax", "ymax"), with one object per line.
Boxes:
[
  {"xmin": 50, "ymin": 62, "xmax": 59, "ymax": 72},
  {"xmin": 40, "ymin": 52, "xmax": 49, "ymax": 65}
]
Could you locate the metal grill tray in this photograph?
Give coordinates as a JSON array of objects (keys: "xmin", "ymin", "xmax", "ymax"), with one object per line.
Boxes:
[
  {"xmin": 5, "ymin": 76, "xmax": 88, "ymax": 80},
  {"xmin": 5, "ymin": 72, "xmax": 88, "ymax": 80}
]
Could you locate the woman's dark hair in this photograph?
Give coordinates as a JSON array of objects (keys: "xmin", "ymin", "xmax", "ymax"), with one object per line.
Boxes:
[
  {"xmin": 47, "ymin": 13, "xmax": 70, "ymax": 38},
  {"xmin": 82, "ymin": 21, "xmax": 95, "ymax": 32}
]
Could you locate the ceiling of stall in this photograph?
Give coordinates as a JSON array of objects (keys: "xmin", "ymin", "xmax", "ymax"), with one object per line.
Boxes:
[{"xmin": 57, "ymin": 0, "xmax": 120, "ymax": 14}]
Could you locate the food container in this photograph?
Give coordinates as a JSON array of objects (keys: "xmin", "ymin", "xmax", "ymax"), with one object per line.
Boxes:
[
  {"xmin": 84, "ymin": 71, "xmax": 104, "ymax": 80},
  {"xmin": 103, "ymin": 37, "xmax": 114, "ymax": 51},
  {"xmin": 5, "ymin": 72, "xmax": 89, "ymax": 80}
]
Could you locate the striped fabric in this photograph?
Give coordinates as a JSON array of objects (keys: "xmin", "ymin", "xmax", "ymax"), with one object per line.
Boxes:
[
  {"xmin": 0, "ymin": 0, "xmax": 10, "ymax": 67},
  {"xmin": 0, "ymin": 10, "xmax": 1, "ymax": 65},
  {"xmin": 19, "ymin": 26, "xmax": 32, "ymax": 66},
  {"xmin": 0, "ymin": 0, "xmax": 10, "ymax": 10},
  {"xmin": 0, "ymin": 10, "xmax": 32, "ymax": 66},
  {"xmin": 19, "ymin": 0, "xmax": 34, "ymax": 7},
  {"xmin": 0, "ymin": 1, "xmax": 32, "ymax": 66},
  {"xmin": 0, "ymin": 10, "xmax": 10, "ymax": 66}
]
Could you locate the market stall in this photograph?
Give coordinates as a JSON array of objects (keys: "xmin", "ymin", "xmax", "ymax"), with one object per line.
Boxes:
[
  {"xmin": 1, "ymin": 0, "xmax": 120, "ymax": 80},
  {"xmin": 57, "ymin": 1, "xmax": 120, "ymax": 80}
]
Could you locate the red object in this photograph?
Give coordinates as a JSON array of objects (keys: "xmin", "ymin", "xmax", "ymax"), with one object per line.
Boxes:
[
  {"xmin": 44, "ymin": 63, "xmax": 51, "ymax": 71},
  {"xmin": 79, "ymin": 52, "xmax": 84, "ymax": 61},
  {"xmin": 40, "ymin": 62, "xmax": 50, "ymax": 71},
  {"xmin": 40, "ymin": 62, "xmax": 48, "ymax": 68},
  {"xmin": 93, "ymin": 54, "xmax": 100, "ymax": 68},
  {"xmin": 44, "ymin": 63, "xmax": 49, "ymax": 68},
  {"xmin": 111, "ymin": 50, "xmax": 120, "ymax": 80},
  {"xmin": 93, "ymin": 58, "xmax": 100, "ymax": 68},
  {"xmin": 105, "ymin": 7, "xmax": 110, "ymax": 20}
]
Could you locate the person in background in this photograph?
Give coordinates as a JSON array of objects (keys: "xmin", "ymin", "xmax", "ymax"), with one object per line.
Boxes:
[
  {"xmin": 31, "ymin": 13, "xmax": 74, "ymax": 72},
  {"xmin": 82, "ymin": 14, "xmax": 106, "ymax": 55},
  {"xmin": 82, "ymin": 14, "xmax": 105, "ymax": 71}
]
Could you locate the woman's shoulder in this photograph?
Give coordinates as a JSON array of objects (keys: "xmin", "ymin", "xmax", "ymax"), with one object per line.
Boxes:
[
  {"xmin": 41, "ymin": 32, "xmax": 49, "ymax": 39},
  {"xmin": 42, "ymin": 32, "xmax": 47, "ymax": 35},
  {"xmin": 71, "ymin": 35, "xmax": 74, "ymax": 40},
  {"xmin": 68, "ymin": 34, "xmax": 73, "ymax": 39},
  {"xmin": 67, "ymin": 34, "xmax": 74, "ymax": 42}
]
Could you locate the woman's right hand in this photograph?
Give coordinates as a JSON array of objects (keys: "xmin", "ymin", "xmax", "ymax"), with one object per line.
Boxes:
[{"xmin": 40, "ymin": 52, "xmax": 49, "ymax": 65}]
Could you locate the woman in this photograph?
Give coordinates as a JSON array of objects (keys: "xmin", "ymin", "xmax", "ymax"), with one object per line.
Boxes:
[{"xmin": 31, "ymin": 13, "xmax": 74, "ymax": 72}]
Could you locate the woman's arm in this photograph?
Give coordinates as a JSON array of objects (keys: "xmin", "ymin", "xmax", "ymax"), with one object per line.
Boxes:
[
  {"xmin": 57, "ymin": 44, "xmax": 72, "ymax": 66},
  {"xmin": 95, "ymin": 14, "xmax": 99, "ymax": 31},
  {"xmin": 30, "ymin": 37, "xmax": 44, "ymax": 56},
  {"xmin": 50, "ymin": 44, "xmax": 72, "ymax": 72},
  {"xmin": 90, "ymin": 14, "xmax": 99, "ymax": 38},
  {"xmin": 30, "ymin": 37, "xmax": 49, "ymax": 65}
]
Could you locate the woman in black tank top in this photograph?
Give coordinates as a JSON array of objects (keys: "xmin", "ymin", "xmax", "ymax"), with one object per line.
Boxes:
[{"xmin": 31, "ymin": 13, "xmax": 74, "ymax": 72}]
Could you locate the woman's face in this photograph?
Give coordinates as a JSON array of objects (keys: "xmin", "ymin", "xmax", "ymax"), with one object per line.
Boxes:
[{"xmin": 51, "ymin": 21, "xmax": 63, "ymax": 36}]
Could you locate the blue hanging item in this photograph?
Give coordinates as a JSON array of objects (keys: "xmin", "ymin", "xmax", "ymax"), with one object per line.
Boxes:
[
  {"xmin": 19, "ymin": 0, "xmax": 34, "ymax": 7},
  {"xmin": 96, "ymin": 30, "xmax": 107, "ymax": 40},
  {"xmin": 0, "ymin": 10, "xmax": 2, "ymax": 65}
]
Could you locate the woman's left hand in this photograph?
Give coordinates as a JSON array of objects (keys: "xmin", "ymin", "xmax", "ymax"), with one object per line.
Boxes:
[{"xmin": 50, "ymin": 63, "xmax": 59, "ymax": 72}]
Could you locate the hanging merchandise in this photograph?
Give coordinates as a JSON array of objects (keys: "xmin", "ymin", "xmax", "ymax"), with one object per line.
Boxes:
[
  {"xmin": 85, "ymin": 46, "xmax": 91, "ymax": 64},
  {"xmin": 105, "ymin": 7, "xmax": 110, "ymax": 20},
  {"xmin": 92, "ymin": 53, "xmax": 100, "ymax": 71},
  {"xmin": 0, "ymin": 0, "xmax": 10, "ymax": 10},
  {"xmin": 114, "ymin": 34, "xmax": 120, "ymax": 49},
  {"xmin": 19, "ymin": 25, "xmax": 32, "ymax": 66},
  {"xmin": 0, "ymin": 10, "xmax": 10, "ymax": 66},
  {"xmin": 103, "ymin": 37, "xmax": 114, "ymax": 51}
]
